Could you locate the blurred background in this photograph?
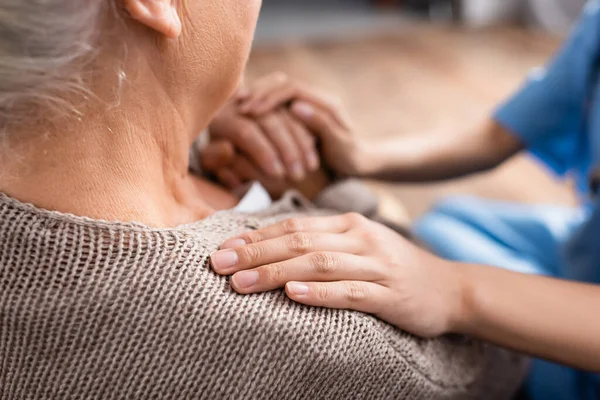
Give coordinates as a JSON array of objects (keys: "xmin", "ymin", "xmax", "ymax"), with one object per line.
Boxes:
[{"xmin": 246, "ymin": 0, "xmax": 587, "ymax": 219}]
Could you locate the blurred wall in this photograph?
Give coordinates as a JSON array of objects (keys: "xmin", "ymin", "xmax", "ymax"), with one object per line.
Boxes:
[
  {"xmin": 462, "ymin": 0, "xmax": 587, "ymax": 32},
  {"xmin": 528, "ymin": 0, "xmax": 588, "ymax": 32},
  {"xmin": 262, "ymin": 0, "xmax": 367, "ymax": 6}
]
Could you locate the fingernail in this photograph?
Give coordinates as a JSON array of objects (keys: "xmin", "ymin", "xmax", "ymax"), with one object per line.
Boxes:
[
  {"xmin": 220, "ymin": 238, "xmax": 247, "ymax": 250},
  {"xmin": 292, "ymin": 102, "xmax": 314, "ymax": 119},
  {"xmin": 232, "ymin": 271, "xmax": 259, "ymax": 289},
  {"xmin": 290, "ymin": 162, "xmax": 305, "ymax": 181},
  {"xmin": 210, "ymin": 249, "xmax": 239, "ymax": 271},
  {"xmin": 287, "ymin": 282, "xmax": 309, "ymax": 296},
  {"xmin": 307, "ymin": 153, "xmax": 320, "ymax": 171},
  {"xmin": 272, "ymin": 160, "xmax": 285, "ymax": 177}
]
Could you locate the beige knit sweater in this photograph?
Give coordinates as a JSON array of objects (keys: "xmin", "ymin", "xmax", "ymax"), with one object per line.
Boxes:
[{"xmin": 0, "ymin": 189, "xmax": 526, "ymax": 400}]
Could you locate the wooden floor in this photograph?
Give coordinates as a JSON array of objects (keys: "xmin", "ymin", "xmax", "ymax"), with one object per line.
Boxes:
[{"xmin": 246, "ymin": 25, "xmax": 578, "ymax": 219}]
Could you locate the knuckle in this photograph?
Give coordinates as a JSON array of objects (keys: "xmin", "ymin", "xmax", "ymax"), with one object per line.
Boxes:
[
  {"xmin": 240, "ymin": 244, "xmax": 263, "ymax": 265},
  {"xmin": 286, "ymin": 232, "xmax": 313, "ymax": 254},
  {"xmin": 265, "ymin": 263, "xmax": 285, "ymax": 283},
  {"xmin": 315, "ymin": 284, "xmax": 331, "ymax": 302},
  {"xmin": 358, "ymin": 229, "xmax": 376, "ymax": 246},
  {"xmin": 282, "ymin": 218, "xmax": 303, "ymax": 234},
  {"xmin": 381, "ymin": 254, "xmax": 397, "ymax": 271},
  {"xmin": 272, "ymin": 71, "xmax": 289, "ymax": 84},
  {"xmin": 243, "ymin": 231, "xmax": 263, "ymax": 244},
  {"xmin": 311, "ymin": 252, "xmax": 338, "ymax": 275},
  {"xmin": 344, "ymin": 282, "xmax": 368, "ymax": 303},
  {"xmin": 345, "ymin": 212, "xmax": 367, "ymax": 227}
]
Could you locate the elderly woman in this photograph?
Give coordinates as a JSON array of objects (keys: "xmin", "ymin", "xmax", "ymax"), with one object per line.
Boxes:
[{"xmin": 0, "ymin": 1, "xmax": 526, "ymax": 399}]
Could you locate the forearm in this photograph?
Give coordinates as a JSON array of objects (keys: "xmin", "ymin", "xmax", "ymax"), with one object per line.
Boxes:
[
  {"xmin": 360, "ymin": 119, "xmax": 524, "ymax": 182},
  {"xmin": 457, "ymin": 263, "xmax": 600, "ymax": 372}
]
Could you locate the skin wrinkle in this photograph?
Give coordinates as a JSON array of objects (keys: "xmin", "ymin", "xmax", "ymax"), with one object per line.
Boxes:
[
  {"xmin": 177, "ymin": 0, "xmax": 248, "ymax": 87},
  {"xmin": 141, "ymin": 46, "xmax": 192, "ymax": 179}
]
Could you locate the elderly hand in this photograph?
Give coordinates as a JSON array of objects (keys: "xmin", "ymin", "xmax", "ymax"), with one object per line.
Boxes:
[
  {"xmin": 237, "ymin": 72, "xmax": 371, "ymax": 177},
  {"xmin": 202, "ymin": 89, "xmax": 320, "ymax": 186},
  {"xmin": 210, "ymin": 213, "xmax": 468, "ymax": 338}
]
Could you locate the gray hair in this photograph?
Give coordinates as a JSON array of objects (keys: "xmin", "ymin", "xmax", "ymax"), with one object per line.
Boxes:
[{"xmin": 0, "ymin": 0, "xmax": 109, "ymax": 130}]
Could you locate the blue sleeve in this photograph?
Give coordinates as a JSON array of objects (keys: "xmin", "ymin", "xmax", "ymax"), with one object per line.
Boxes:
[{"xmin": 494, "ymin": 1, "xmax": 600, "ymax": 176}]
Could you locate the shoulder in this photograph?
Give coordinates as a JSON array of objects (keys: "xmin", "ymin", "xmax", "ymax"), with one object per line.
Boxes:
[{"xmin": 194, "ymin": 281, "xmax": 527, "ymax": 398}]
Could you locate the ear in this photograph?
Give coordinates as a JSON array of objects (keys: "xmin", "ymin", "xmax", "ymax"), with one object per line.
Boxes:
[{"xmin": 124, "ymin": 0, "xmax": 182, "ymax": 38}]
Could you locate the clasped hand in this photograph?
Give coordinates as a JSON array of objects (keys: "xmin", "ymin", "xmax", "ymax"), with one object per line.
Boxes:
[{"xmin": 199, "ymin": 72, "xmax": 368, "ymax": 191}]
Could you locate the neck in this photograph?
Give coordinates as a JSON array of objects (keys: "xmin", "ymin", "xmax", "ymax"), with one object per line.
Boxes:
[{"xmin": 0, "ymin": 81, "xmax": 235, "ymax": 227}]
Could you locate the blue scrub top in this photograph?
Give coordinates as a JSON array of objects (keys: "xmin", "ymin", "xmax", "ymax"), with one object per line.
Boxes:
[
  {"xmin": 495, "ymin": 0, "xmax": 600, "ymax": 285},
  {"xmin": 494, "ymin": 3, "xmax": 600, "ymax": 399}
]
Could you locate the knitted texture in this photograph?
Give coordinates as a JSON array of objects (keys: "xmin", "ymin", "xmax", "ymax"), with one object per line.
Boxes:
[{"xmin": 0, "ymin": 191, "xmax": 527, "ymax": 400}]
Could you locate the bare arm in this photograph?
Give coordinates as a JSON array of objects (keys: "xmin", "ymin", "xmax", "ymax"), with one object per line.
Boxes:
[
  {"xmin": 211, "ymin": 213, "xmax": 600, "ymax": 372},
  {"xmin": 359, "ymin": 119, "xmax": 525, "ymax": 182},
  {"xmin": 459, "ymin": 264, "xmax": 600, "ymax": 372},
  {"xmin": 238, "ymin": 73, "xmax": 524, "ymax": 182}
]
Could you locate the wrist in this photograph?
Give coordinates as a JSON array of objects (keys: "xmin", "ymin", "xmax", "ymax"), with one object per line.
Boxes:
[
  {"xmin": 447, "ymin": 262, "xmax": 478, "ymax": 335},
  {"xmin": 353, "ymin": 140, "xmax": 381, "ymax": 177}
]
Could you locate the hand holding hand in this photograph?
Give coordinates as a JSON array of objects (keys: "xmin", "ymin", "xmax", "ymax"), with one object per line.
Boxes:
[
  {"xmin": 203, "ymin": 92, "xmax": 320, "ymax": 186},
  {"xmin": 237, "ymin": 72, "xmax": 371, "ymax": 177}
]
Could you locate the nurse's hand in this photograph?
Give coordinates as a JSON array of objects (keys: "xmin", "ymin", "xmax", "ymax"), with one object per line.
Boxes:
[
  {"xmin": 237, "ymin": 72, "xmax": 372, "ymax": 177},
  {"xmin": 205, "ymin": 92, "xmax": 320, "ymax": 185},
  {"xmin": 201, "ymin": 98, "xmax": 332, "ymax": 199},
  {"xmin": 210, "ymin": 213, "xmax": 467, "ymax": 338}
]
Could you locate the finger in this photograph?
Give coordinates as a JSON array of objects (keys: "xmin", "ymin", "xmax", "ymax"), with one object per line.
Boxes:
[
  {"xmin": 247, "ymin": 84, "xmax": 352, "ymax": 130},
  {"xmin": 211, "ymin": 232, "xmax": 363, "ymax": 274},
  {"xmin": 279, "ymin": 112, "xmax": 320, "ymax": 172},
  {"xmin": 243, "ymin": 84, "xmax": 297, "ymax": 116},
  {"xmin": 230, "ymin": 253, "xmax": 385, "ymax": 294},
  {"xmin": 259, "ymin": 112, "xmax": 305, "ymax": 181},
  {"xmin": 200, "ymin": 141, "xmax": 236, "ymax": 171},
  {"xmin": 285, "ymin": 281, "xmax": 386, "ymax": 315},
  {"xmin": 240, "ymin": 72, "xmax": 290, "ymax": 113},
  {"xmin": 289, "ymin": 89, "xmax": 353, "ymax": 130},
  {"xmin": 230, "ymin": 154, "xmax": 262, "ymax": 183},
  {"xmin": 220, "ymin": 213, "xmax": 365, "ymax": 249},
  {"xmin": 235, "ymin": 86, "xmax": 251, "ymax": 101},
  {"xmin": 291, "ymin": 101, "xmax": 345, "ymax": 143},
  {"xmin": 228, "ymin": 120, "xmax": 286, "ymax": 178},
  {"xmin": 216, "ymin": 167, "xmax": 242, "ymax": 190}
]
